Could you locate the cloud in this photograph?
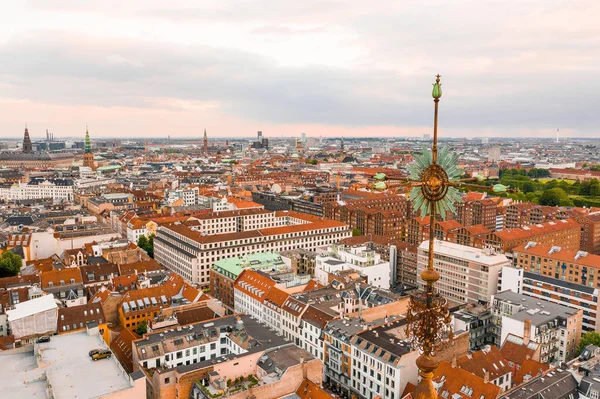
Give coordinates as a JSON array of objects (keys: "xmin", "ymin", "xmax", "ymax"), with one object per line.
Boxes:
[{"xmin": 1, "ymin": 0, "xmax": 599, "ymax": 137}]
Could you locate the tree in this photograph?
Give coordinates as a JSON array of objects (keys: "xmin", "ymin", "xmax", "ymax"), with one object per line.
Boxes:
[
  {"xmin": 591, "ymin": 180, "xmax": 600, "ymax": 198},
  {"xmin": 137, "ymin": 234, "xmax": 155, "ymax": 258},
  {"xmin": 137, "ymin": 235, "xmax": 148, "ymax": 249},
  {"xmin": 539, "ymin": 188, "xmax": 572, "ymax": 206},
  {"xmin": 352, "ymin": 228, "xmax": 362, "ymax": 236},
  {"xmin": 135, "ymin": 320, "xmax": 148, "ymax": 335},
  {"xmin": 522, "ymin": 181, "xmax": 535, "ymax": 194},
  {"xmin": 577, "ymin": 332, "xmax": 600, "ymax": 355},
  {"xmin": 580, "ymin": 180, "xmax": 592, "ymax": 196},
  {"xmin": 0, "ymin": 251, "xmax": 22, "ymax": 278},
  {"xmin": 147, "ymin": 234, "xmax": 155, "ymax": 258}
]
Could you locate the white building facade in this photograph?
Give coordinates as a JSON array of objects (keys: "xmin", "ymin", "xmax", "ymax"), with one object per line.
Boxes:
[{"xmin": 417, "ymin": 241, "xmax": 510, "ymax": 305}]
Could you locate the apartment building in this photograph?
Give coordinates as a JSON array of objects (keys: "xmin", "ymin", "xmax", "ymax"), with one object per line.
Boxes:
[
  {"xmin": 509, "ymin": 242, "xmax": 600, "ymax": 332},
  {"xmin": 486, "ymin": 219, "xmax": 581, "ymax": 255},
  {"xmin": 417, "ymin": 240, "xmax": 511, "ymax": 305},
  {"xmin": 491, "ymin": 290, "xmax": 582, "ymax": 363},
  {"xmin": 455, "ymin": 225, "xmax": 492, "ymax": 249},
  {"xmin": 133, "ymin": 315, "xmax": 273, "ymax": 370},
  {"xmin": 0, "ymin": 178, "xmax": 74, "ymax": 202},
  {"xmin": 455, "ymin": 198, "xmax": 498, "ymax": 231},
  {"xmin": 191, "ymin": 208, "xmax": 276, "ymax": 236},
  {"xmin": 210, "ymin": 252, "xmax": 287, "ymax": 311},
  {"xmin": 154, "ymin": 210, "xmax": 350, "ymax": 285},
  {"xmin": 350, "ymin": 319, "xmax": 419, "ymax": 399},
  {"xmin": 233, "ymin": 270, "xmax": 289, "ymax": 334},
  {"xmin": 315, "ymin": 243, "xmax": 392, "ymax": 289},
  {"xmin": 119, "ymin": 273, "xmax": 202, "ymax": 332},
  {"xmin": 323, "ymin": 195, "xmax": 411, "ymax": 238},
  {"xmin": 505, "ymin": 204, "xmax": 560, "ymax": 229},
  {"xmin": 579, "ymin": 213, "xmax": 600, "ymax": 254}
]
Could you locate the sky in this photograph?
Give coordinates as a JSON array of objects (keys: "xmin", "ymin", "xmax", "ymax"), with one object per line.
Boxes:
[{"xmin": 1, "ymin": 1, "xmax": 598, "ymax": 139}]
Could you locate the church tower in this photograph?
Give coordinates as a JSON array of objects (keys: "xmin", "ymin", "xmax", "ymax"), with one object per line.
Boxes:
[
  {"xmin": 22, "ymin": 126, "xmax": 32, "ymax": 153},
  {"xmin": 203, "ymin": 128, "xmax": 208, "ymax": 154},
  {"xmin": 83, "ymin": 127, "xmax": 96, "ymax": 170}
]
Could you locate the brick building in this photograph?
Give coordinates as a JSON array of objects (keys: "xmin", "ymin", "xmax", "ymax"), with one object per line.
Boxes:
[{"xmin": 486, "ymin": 219, "xmax": 581, "ymax": 255}]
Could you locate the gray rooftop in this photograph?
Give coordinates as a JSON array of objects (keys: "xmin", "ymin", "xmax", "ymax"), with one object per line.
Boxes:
[
  {"xmin": 0, "ymin": 331, "xmax": 136, "ymax": 399},
  {"xmin": 500, "ymin": 369, "xmax": 577, "ymax": 399},
  {"xmin": 494, "ymin": 290, "xmax": 579, "ymax": 326}
]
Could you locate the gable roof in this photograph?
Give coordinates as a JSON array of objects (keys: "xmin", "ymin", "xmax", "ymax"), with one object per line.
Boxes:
[
  {"xmin": 295, "ymin": 379, "xmax": 335, "ymax": 399},
  {"xmin": 57, "ymin": 302, "xmax": 105, "ymax": 332},
  {"xmin": 110, "ymin": 327, "xmax": 139, "ymax": 373},
  {"xmin": 457, "ymin": 346, "xmax": 512, "ymax": 381},
  {"xmin": 500, "ymin": 334, "xmax": 539, "ymax": 366},
  {"xmin": 513, "ymin": 359, "xmax": 549, "ymax": 385},
  {"xmin": 434, "ymin": 360, "xmax": 500, "ymax": 399},
  {"xmin": 40, "ymin": 268, "xmax": 83, "ymax": 288}
]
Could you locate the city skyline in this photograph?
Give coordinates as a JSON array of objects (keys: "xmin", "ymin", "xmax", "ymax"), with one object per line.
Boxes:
[{"xmin": 1, "ymin": 1, "xmax": 598, "ymax": 138}]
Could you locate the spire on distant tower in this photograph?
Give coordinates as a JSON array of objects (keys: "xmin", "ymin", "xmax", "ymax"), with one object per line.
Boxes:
[
  {"xmin": 22, "ymin": 126, "xmax": 33, "ymax": 153},
  {"xmin": 83, "ymin": 126, "xmax": 96, "ymax": 170},
  {"xmin": 84, "ymin": 126, "xmax": 92, "ymax": 154},
  {"xmin": 340, "ymin": 135, "xmax": 345, "ymax": 152},
  {"xmin": 203, "ymin": 128, "xmax": 208, "ymax": 154}
]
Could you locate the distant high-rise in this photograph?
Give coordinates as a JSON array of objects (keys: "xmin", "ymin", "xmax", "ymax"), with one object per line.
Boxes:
[
  {"xmin": 22, "ymin": 126, "xmax": 32, "ymax": 153},
  {"xmin": 257, "ymin": 131, "xmax": 263, "ymax": 141},
  {"xmin": 203, "ymin": 129, "xmax": 208, "ymax": 154},
  {"xmin": 423, "ymin": 133, "xmax": 431, "ymax": 141},
  {"xmin": 83, "ymin": 127, "xmax": 95, "ymax": 170},
  {"xmin": 301, "ymin": 132, "xmax": 307, "ymax": 143},
  {"xmin": 488, "ymin": 147, "xmax": 501, "ymax": 163}
]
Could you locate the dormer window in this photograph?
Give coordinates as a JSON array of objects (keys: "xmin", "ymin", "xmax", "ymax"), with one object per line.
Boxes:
[{"xmin": 60, "ymin": 280, "xmax": 65, "ymax": 286}]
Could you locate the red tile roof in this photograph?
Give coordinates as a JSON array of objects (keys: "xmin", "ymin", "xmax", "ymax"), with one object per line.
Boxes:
[
  {"xmin": 295, "ymin": 379, "xmax": 335, "ymax": 399},
  {"xmin": 40, "ymin": 268, "xmax": 83, "ymax": 288},
  {"xmin": 513, "ymin": 359, "xmax": 549, "ymax": 385},
  {"xmin": 457, "ymin": 346, "xmax": 512, "ymax": 381},
  {"xmin": 434, "ymin": 361, "xmax": 500, "ymax": 399}
]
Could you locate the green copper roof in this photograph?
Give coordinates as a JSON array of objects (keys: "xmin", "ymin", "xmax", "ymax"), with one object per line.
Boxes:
[
  {"xmin": 373, "ymin": 173, "xmax": 386, "ymax": 180},
  {"xmin": 212, "ymin": 252, "xmax": 285, "ymax": 279},
  {"xmin": 96, "ymin": 165, "xmax": 122, "ymax": 171},
  {"xmin": 373, "ymin": 181, "xmax": 387, "ymax": 190},
  {"xmin": 84, "ymin": 128, "xmax": 92, "ymax": 154},
  {"xmin": 492, "ymin": 184, "xmax": 509, "ymax": 193}
]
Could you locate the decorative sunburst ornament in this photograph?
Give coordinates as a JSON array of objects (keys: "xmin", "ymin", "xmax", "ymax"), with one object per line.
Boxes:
[
  {"xmin": 405, "ymin": 75, "xmax": 459, "ymax": 399},
  {"xmin": 408, "ymin": 145, "xmax": 463, "ymax": 220}
]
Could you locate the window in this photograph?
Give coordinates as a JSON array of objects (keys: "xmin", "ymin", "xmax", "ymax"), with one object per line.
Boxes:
[{"xmin": 165, "ymin": 377, "xmax": 170, "ymax": 384}]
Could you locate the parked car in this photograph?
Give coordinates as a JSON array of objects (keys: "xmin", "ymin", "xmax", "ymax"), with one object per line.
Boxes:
[
  {"xmin": 92, "ymin": 350, "xmax": 112, "ymax": 361},
  {"xmin": 89, "ymin": 349, "xmax": 102, "ymax": 357},
  {"xmin": 36, "ymin": 336, "xmax": 51, "ymax": 343}
]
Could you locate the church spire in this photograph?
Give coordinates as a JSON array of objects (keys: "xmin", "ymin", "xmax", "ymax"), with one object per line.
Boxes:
[
  {"xmin": 84, "ymin": 126, "xmax": 92, "ymax": 154},
  {"xmin": 203, "ymin": 128, "xmax": 208, "ymax": 154},
  {"xmin": 22, "ymin": 125, "xmax": 33, "ymax": 153}
]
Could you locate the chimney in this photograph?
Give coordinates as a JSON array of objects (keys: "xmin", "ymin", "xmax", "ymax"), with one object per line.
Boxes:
[
  {"xmin": 452, "ymin": 355, "xmax": 457, "ymax": 368},
  {"xmin": 523, "ymin": 318, "xmax": 532, "ymax": 346},
  {"xmin": 483, "ymin": 369, "xmax": 489, "ymax": 384}
]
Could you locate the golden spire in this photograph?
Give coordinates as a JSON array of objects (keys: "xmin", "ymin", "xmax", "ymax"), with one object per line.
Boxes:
[{"xmin": 405, "ymin": 74, "xmax": 455, "ymax": 399}]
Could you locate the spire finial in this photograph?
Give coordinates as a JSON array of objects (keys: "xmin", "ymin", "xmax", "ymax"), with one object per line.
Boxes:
[{"xmin": 432, "ymin": 74, "xmax": 442, "ymax": 99}]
